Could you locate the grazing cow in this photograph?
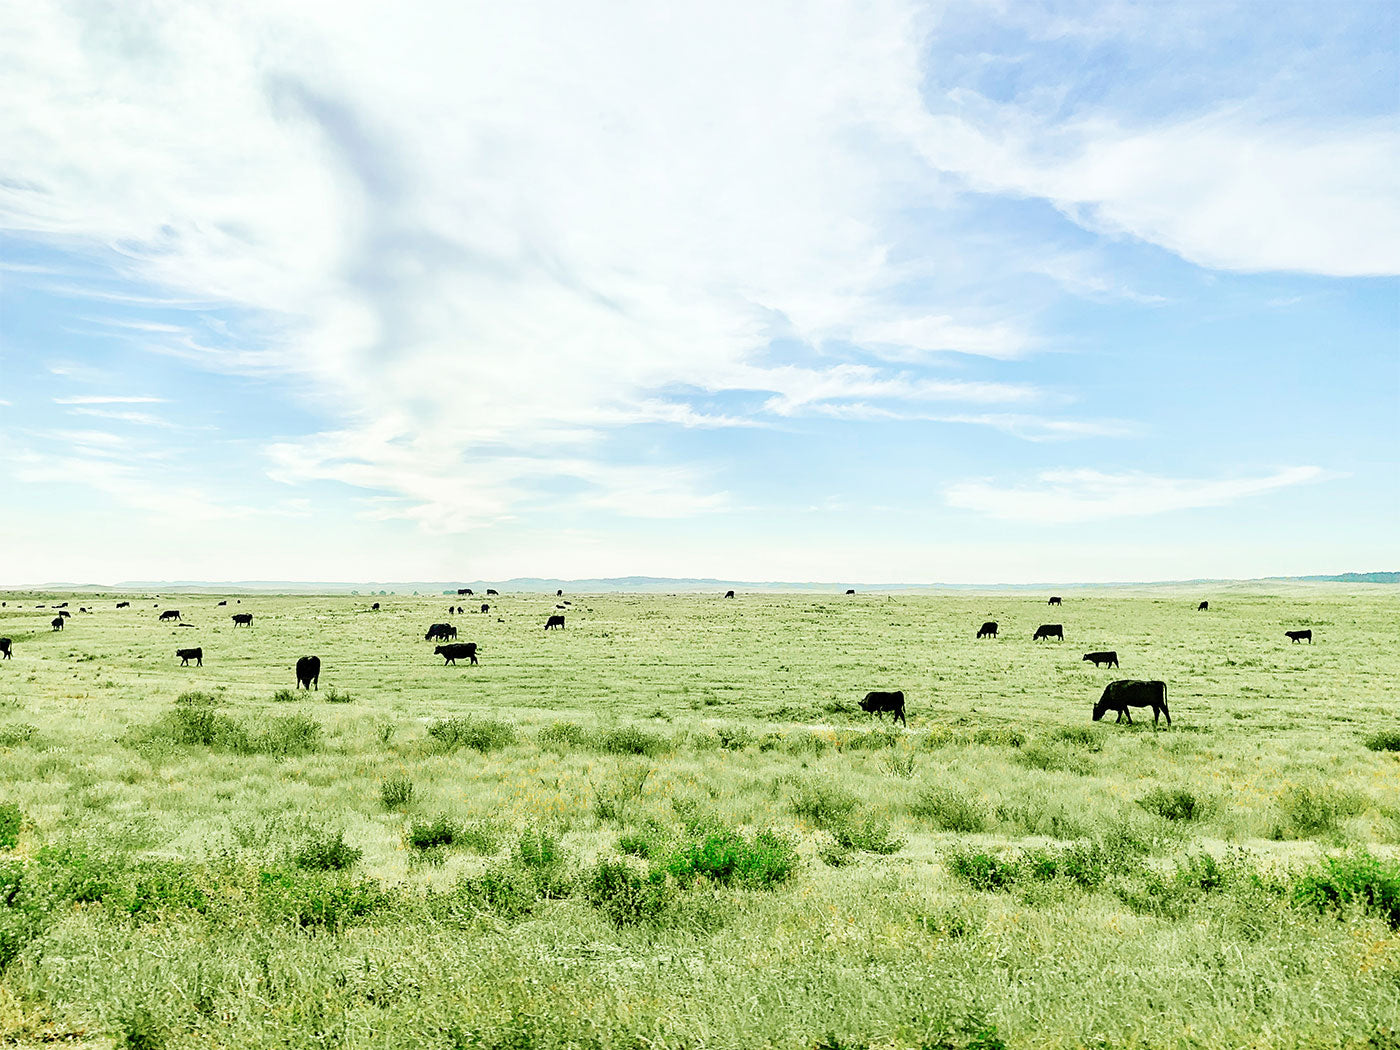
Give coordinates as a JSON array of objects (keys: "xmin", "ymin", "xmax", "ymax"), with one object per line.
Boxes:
[
  {"xmin": 116, "ymin": 601, "xmax": 130, "ymax": 608},
  {"xmin": 176, "ymin": 647, "xmax": 203, "ymax": 667},
  {"xmin": 845, "ymin": 588, "xmax": 856, "ymax": 595},
  {"xmin": 56, "ymin": 603, "xmax": 67, "ymax": 609},
  {"xmin": 296, "ymin": 656, "xmax": 321, "ymax": 690},
  {"xmin": 486, "ymin": 589, "xmax": 499, "ymax": 596},
  {"xmin": 458, "ymin": 588, "xmax": 472, "ymax": 596},
  {"xmin": 425, "ymin": 623, "xmax": 457, "ymax": 642},
  {"xmin": 725, "ymin": 590, "xmax": 735, "ymax": 598},
  {"xmin": 545, "ymin": 614, "xmax": 565, "ymax": 630},
  {"xmin": 1048, "ymin": 596, "xmax": 1062, "ymax": 606},
  {"xmin": 859, "ymin": 690, "xmax": 907, "ymax": 727},
  {"xmin": 159, "ymin": 610, "xmax": 181, "ymax": 622},
  {"xmin": 58, "ymin": 610, "xmax": 71, "ymax": 618},
  {"xmin": 78, "ymin": 607, "xmax": 87, "ymax": 613},
  {"xmin": 232, "ymin": 613, "xmax": 253, "ymax": 627},
  {"xmin": 1033, "ymin": 624, "xmax": 1064, "ymax": 641},
  {"xmin": 217, "ymin": 600, "xmax": 227, "ymax": 606},
  {"xmin": 1083, "ymin": 650, "xmax": 1119, "ymax": 668},
  {"xmin": 1286, "ymin": 629, "xmax": 1313, "ymax": 644},
  {"xmin": 51, "ymin": 617, "xmax": 64, "ymax": 631},
  {"xmin": 557, "ymin": 589, "xmax": 563, "ymax": 597},
  {"xmin": 480, "ymin": 604, "xmax": 490, "ymax": 613},
  {"xmin": 1198, "ymin": 601, "xmax": 1209, "ymax": 611},
  {"xmin": 0, "ymin": 638, "xmax": 11, "ymax": 659},
  {"xmin": 1093, "ymin": 680, "xmax": 1170, "ymax": 726},
  {"xmin": 435, "ymin": 642, "xmax": 479, "ymax": 665},
  {"xmin": 977, "ymin": 621, "xmax": 998, "ymax": 639},
  {"xmin": 371, "ymin": 602, "xmax": 380, "ymax": 610}
]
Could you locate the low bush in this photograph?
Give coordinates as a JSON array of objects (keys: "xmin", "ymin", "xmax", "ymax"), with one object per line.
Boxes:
[
  {"xmin": 1364, "ymin": 731, "xmax": 1400, "ymax": 753},
  {"xmin": 584, "ymin": 858, "xmax": 673, "ymax": 927},
  {"xmin": 1138, "ymin": 787, "xmax": 1205, "ymax": 822},
  {"xmin": 829, "ymin": 814, "xmax": 904, "ymax": 855},
  {"xmin": 1013, "ymin": 744, "xmax": 1094, "ymax": 775},
  {"xmin": 783, "ymin": 732, "xmax": 831, "ymax": 757},
  {"xmin": 911, "ymin": 786, "xmax": 988, "ymax": 833},
  {"xmin": 593, "ymin": 726, "xmax": 673, "ymax": 757},
  {"xmin": 0, "ymin": 724, "xmax": 36, "ymax": 748},
  {"xmin": 593, "ymin": 761, "xmax": 652, "ymax": 822},
  {"xmin": 664, "ymin": 824, "xmax": 798, "ymax": 889},
  {"xmin": 1294, "ymin": 850, "xmax": 1400, "ymax": 929},
  {"xmin": 882, "ymin": 749, "xmax": 918, "ymax": 778},
  {"xmin": 1274, "ymin": 783, "xmax": 1368, "ymax": 839},
  {"xmin": 944, "ymin": 847, "xmax": 1022, "ymax": 891},
  {"xmin": 174, "ymin": 691, "xmax": 217, "ymax": 706},
  {"xmin": 407, "ymin": 815, "xmax": 460, "ymax": 851},
  {"xmin": 292, "ymin": 830, "xmax": 362, "ymax": 871},
  {"xmin": 256, "ymin": 868, "xmax": 394, "ymax": 930},
  {"xmin": 617, "ymin": 821, "xmax": 671, "ymax": 859},
  {"xmin": 128, "ymin": 704, "xmax": 321, "ymax": 758},
  {"xmin": 790, "ymin": 779, "xmax": 858, "ymax": 826},
  {"xmin": 716, "ymin": 725, "xmax": 755, "ymax": 751},
  {"xmin": 0, "ymin": 804, "xmax": 19, "ymax": 849},
  {"xmin": 1050, "ymin": 725, "xmax": 1102, "ymax": 751},
  {"xmin": 271, "ymin": 689, "xmax": 299, "ymax": 703},
  {"xmin": 971, "ymin": 727, "xmax": 1025, "ymax": 749},
  {"xmin": 427, "ymin": 716, "xmax": 515, "ymax": 754},
  {"xmin": 538, "ymin": 721, "xmax": 591, "ymax": 751},
  {"xmin": 323, "ymin": 686, "xmax": 353, "ymax": 703},
  {"xmin": 256, "ymin": 713, "xmax": 322, "ymax": 757},
  {"xmin": 437, "ymin": 865, "xmax": 540, "ymax": 923},
  {"xmin": 380, "ymin": 774, "xmax": 414, "ymax": 809}
]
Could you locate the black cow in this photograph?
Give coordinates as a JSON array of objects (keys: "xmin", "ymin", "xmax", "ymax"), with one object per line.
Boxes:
[
  {"xmin": 1093, "ymin": 680, "xmax": 1169, "ymax": 726},
  {"xmin": 217, "ymin": 600, "xmax": 227, "ymax": 606},
  {"xmin": 725, "ymin": 590, "xmax": 735, "ymax": 598},
  {"xmin": 296, "ymin": 656, "xmax": 321, "ymax": 690},
  {"xmin": 845, "ymin": 588, "xmax": 856, "ymax": 595},
  {"xmin": 1198, "ymin": 601, "xmax": 1209, "ymax": 611},
  {"xmin": 481, "ymin": 604, "xmax": 490, "ymax": 613},
  {"xmin": 1048, "ymin": 596, "xmax": 1062, "ymax": 606},
  {"xmin": 977, "ymin": 621, "xmax": 997, "ymax": 639},
  {"xmin": 1083, "ymin": 650, "xmax": 1119, "ymax": 668},
  {"xmin": 458, "ymin": 588, "xmax": 472, "ymax": 596},
  {"xmin": 435, "ymin": 642, "xmax": 479, "ymax": 665},
  {"xmin": 486, "ymin": 589, "xmax": 499, "ymax": 596},
  {"xmin": 1033, "ymin": 624, "xmax": 1064, "ymax": 641},
  {"xmin": 56, "ymin": 602, "xmax": 67, "ymax": 609},
  {"xmin": 51, "ymin": 617, "xmax": 64, "ymax": 631},
  {"xmin": 859, "ymin": 690, "xmax": 907, "ymax": 727},
  {"xmin": 0, "ymin": 638, "xmax": 11, "ymax": 659},
  {"xmin": 78, "ymin": 607, "xmax": 88, "ymax": 613},
  {"xmin": 159, "ymin": 610, "xmax": 181, "ymax": 622},
  {"xmin": 1286, "ymin": 629, "xmax": 1313, "ymax": 644},
  {"xmin": 232, "ymin": 613, "xmax": 253, "ymax": 627},
  {"xmin": 116, "ymin": 601, "xmax": 130, "ymax": 608},
  {"xmin": 545, "ymin": 615, "xmax": 565, "ymax": 630},
  {"xmin": 557, "ymin": 589, "xmax": 563, "ymax": 597},
  {"xmin": 371, "ymin": 603, "xmax": 380, "ymax": 610},
  {"xmin": 176, "ymin": 647, "xmax": 203, "ymax": 666},
  {"xmin": 425, "ymin": 623, "xmax": 457, "ymax": 642},
  {"xmin": 58, "ymin": 610, "xmax": 71, "ymax": 618}
]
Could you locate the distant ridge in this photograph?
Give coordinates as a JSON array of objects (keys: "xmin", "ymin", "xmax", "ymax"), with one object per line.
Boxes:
[{"xmin": 9, "ymin": 572, "xmax": 1397, "ymax": 593}]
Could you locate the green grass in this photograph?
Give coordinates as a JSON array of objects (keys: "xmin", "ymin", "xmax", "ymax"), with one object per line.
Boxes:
[{"xmin": 0, "ymin": 584, "xmax": 1396, "ymax": 1048}]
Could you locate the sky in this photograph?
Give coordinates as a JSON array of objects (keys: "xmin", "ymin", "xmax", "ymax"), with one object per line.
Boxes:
[{"xmin": 0, "ymin": 0, "xmax": 1396, "ymax": 585}]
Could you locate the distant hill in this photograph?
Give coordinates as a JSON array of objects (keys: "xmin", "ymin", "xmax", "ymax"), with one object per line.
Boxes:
[{"xmin": 9, "ymin": 572, "xmax": 1397, "ymax": 593}]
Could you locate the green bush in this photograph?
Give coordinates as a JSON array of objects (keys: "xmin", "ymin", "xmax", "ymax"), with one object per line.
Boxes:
[
  {"xmin": 716, "ymin": 725, "xmax": 755, "ymax": 751},
  {"xmin": 1274, "ymin": 783, "xmax": 1368, "ymax": 839},
  {"xmin": 783, "ymin": 732, "xmax": 831, "ymax": 757},
  {"xmin": 1294, "ymin": 851, "xmax": 1400, "ymax": 929},
  {"xmin": 427, "ymin": 717, "xmax": 516, "ymax": 754},
  {"xmin": 323, "ymin": 686, "xmax": 353, "ymax": 703},
  {"xmin": 292, "ymin": 830, "xmax": 362, "ymax": 871},
  {"xmin": 1013, "ymin": 744, "xmax": 1094, "ymax": 775},
  {"xmin": 593, "ymin": 761, "xmax": 652, "ymax": 822},
  {"xmin": 911, "ymin": 786, "xmax": 988, "ymax": 833},
  {"xmin": 584, "ymin": 859, "xmax": 672, "ymax": 926},
  {"xmin": 1138, "ymin": 787, "xmax": 1204, "ymax": 822},
  {"xmin": 617, "ymin": 821, "xmax": 671, "ymax": 859},
  {"xmin": 174, "ymin": 691, "xmax": 217, "ymax": 706},
  {"xmin": 271, "ymin": 688, "xmax": 299, "ymax": 703},
  {"xmin": 971, "ymin": 727, "xmax": 1025, "ymax": 748},
  {"xmin": 439, "ymin": 865, "xmax": 539, "ymax": 922},
  {"xmin": 829, "ymin": 815, "xmax": 904, "ymax": 855},
  {"xmin": 664, "ymin": 825, "xmax": 798, "ymax": 889},
  {"xmin": 1050, "ymin": 725, "xmax": 1102, "ymax": 751},
  {"xmin": 408, "ymin": 815, "xmax": 460, "ymax": 851},
  {"xmin": 944, "ymin": 847, "xmax": 1022, "ymax": 891},
  {"xmin": 0, "ymin": 804, "xmax": 19, "ymax": 849},
  {"xmin": 594, "ymin": 726, "xmax": 673, "ymax": 757},
  {"xmin": 1364, "ymin": 730, "xmax": 1400, "ymax": 753},
  {"xmin": 790, "ymin": 779, "xmax": 858, "ymax": 826},
  {"xmin": 538, "ymin": 721, "xmax": 590, "ymax": 751},
  {"xmin": 0, "ymin": 724, "xmax": 35, "ymax": 748},
  {"xmin": 380, "ymin": 774, "xmax": 414, "ymax": 809},
  {"xmin": 256, "ymin": 868, "xmax": 393, "ymax": 930},
  {"xmin": 255, "ymin": 713, "xmax": 322, "ymax": 757}
]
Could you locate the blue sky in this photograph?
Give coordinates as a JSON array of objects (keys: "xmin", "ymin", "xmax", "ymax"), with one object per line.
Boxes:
[{"xmin": 1, "ymin": 0, "xmax": 1396, "ymax": 584}]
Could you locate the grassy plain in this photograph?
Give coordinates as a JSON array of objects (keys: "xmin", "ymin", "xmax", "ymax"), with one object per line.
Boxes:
[{"xmin": 0, "ymin": 585, "xmax": 1396, "ymax": 1049}]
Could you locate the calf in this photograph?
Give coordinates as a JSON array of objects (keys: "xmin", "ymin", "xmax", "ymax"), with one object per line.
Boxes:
[
  {"xmin": 232, "ymin": 613, "xmax": 253, "ymax": 627},
  {"xmin": 977, "ymin": 621, "xmax": 997, "ymax": 639},
  {"xmin": 1033, "ymin": 623, "xmax": 1064, "ymax": 641},
  {"xmin": 371, "ymin": 603, "xmax": 380, "ymax": 610},
  {"xmin": 1286, "ymin": 629, "xmax": 1313, "ymax": 644},
  {"xmin": 176, "ymin": 647, "xmax": 203, "ymax": 666},
  {"xmin": 859, "ymin": 690, "xmax": 907, "ymax": 727},
  {"xmin": 0, "ymin": 638, "xmax": 11, "ymax": 659},
  {"xmin": 435, "ymin": 642, "xmax": 479, "ymax": 665},
  {"xmin": 217, "ymin": 600, "xmax": 227, "ymax": 606},
  {"xmin": 1093, "ymin": 680, "xmax": 1169, "ymax": 726},
  {"xmin": 159, "ymin": 610, "xmax": 181, "ymax": 622},
  {"xmin": 1083, "ymin": 650, "xmax": 1119, "ymax": 668},
  {"xmin": 296, "ymin": 655, "xmax": 321, "ymax": 690},
  {"xmin": 544, "ymin": 614, "xmax": 565, "ymax": 630}
]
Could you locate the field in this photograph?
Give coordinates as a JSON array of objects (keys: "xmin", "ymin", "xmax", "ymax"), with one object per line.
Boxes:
[{"xmin": 0, "ymin": 585, "xmax": 1397, "ymax": 1049}]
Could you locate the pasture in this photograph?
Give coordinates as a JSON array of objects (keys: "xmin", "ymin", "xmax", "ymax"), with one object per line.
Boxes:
[{"xmin": 0, "ymin": 586, "xmax": 1396, "ymax": 1049}]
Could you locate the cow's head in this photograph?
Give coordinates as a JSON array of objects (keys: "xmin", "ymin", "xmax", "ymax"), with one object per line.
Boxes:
[
  {"xmin": 1091, "ymin": 700, "xmax": 1107, "ymax": 721},
  {"xmin": 858, "ymin": 697, "xmax": 874, "ymax": 714}
]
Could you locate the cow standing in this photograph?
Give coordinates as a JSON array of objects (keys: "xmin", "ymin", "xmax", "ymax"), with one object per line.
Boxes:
[
  {"xmin": 486, "ymin": 589, "xmax": 499, "ymax": 596},
  {"xmin": 232, "ymin": 613, "xmax": 253, "ymax": 627},
  {"xmin": 435, "ymin": 642, "xmax": 479, "ymax": 665},
  {"xmin": 977, "ymin": 621, "xmax": 997, "ymax": 639},
  {"xmin": 176, "ymin": 647, "xmax": 203, "ymax": 666},
  {"xmin": 1033, "ymin": 624, "xmax": 1064, "ymax": 641},
  {"xmin": 296, "ymin": 656, "xmax": 321, "ymax": 690},
  {"xmin": 1093, "ymin": 680, "xmax": 1169, "ymax": 726},
  {"xmin": 544, "ymin": 615, "xmax": 565, "ymax": 630},
  {"xmin": 724, "ymin": 590, "xmax": 735, "ymax": 598},
  {"xmin": 0, "ymin": 638, "xmax": 11, "ymax": 659},
  {"xmin": 1082, "ymin": 651, "xmax": 1119, "ymax": 668},
  {"xmin": 116, "ymin": 601, "xmax": 130, "ymax": 608},
  {"xmin": 480, "ymin": 604, "xmax": 490, "ymax": 613},
  {"xmin": 159, "ymin": 610, "xmax": 181, "ymax": 622},
  {"xmin": 859, "ymin": 690, "xmax": 907, "ymax": 727},
  {"xmin": 51, "ymin": 617, "xmax": 64, "ymax": 631},
  {"xmin": 425, "ymin": 623, "xmax": 457, "ymax": 642},
  {"xmin": 1198, "ymin": 601, "xmax": 1209, "ymax": 611},
  {"xmin": 1286, "ymin": 630, "xmax": 1313, "ymax": 644},
  {"xmin": 1048, "ymin": 596, "xmax": 1062, "ymax": 606}
]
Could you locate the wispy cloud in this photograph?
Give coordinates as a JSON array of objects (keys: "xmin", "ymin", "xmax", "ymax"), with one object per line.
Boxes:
[
  {"xmin": 53, "ymin": 395, "xmax": 167, "ymax": 405},
  {"xmin": 946, "ymin": 466, "xmax": 1335, "ymax": 523}
]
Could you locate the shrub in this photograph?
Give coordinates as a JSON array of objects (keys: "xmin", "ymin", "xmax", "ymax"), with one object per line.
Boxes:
[
  {"xmin": 594, "ymin": 726, "xmax": 672, "ymax": 757},
  {"xmin": 944, "ymin": 847, "xmax": 1022, "ymax": 891},
  {"xmin": 256, "ymin": 869, "xmax": 392, "ymax": 930},
  {"xmin": 427, "ymin": 717, "xmax": 515, "ymax": 754},
  {"xmin": 584, "ymin": 859, "xmax": 672, "ymax": 926},
  {"xmin": 618, "ymin": 821, "xmax": 671, "ymax": 859},
  {"xmin": 829, "ymin": 815, "xmax": 905, "ymax": 855},
  {"xmin": 255, "ymin": 713, "xmax": 322, "ymax": 757},
  {"xmin": 0, "ymin": 724, "xmax": 35, "ymax": 748},
  {"xmin": 593, "ymin": 761, "xmax": 652, "ymax": 822},
  {"xmin": 883, "ymin": 750, "xmax": 918, "ymax": 778},
  {"xmin": 458, "ymin": 820, "xmax": 503, "ymax": 855},
  {"xmin": 994, "ymin": 800, "xmax": 1089, "ymax": 840},
  {"xmin": 0, "ymin": 804, "xmax": 19, "ymax": 849},
  {"xmin": 1050, "ymin": 725, "xmax": 1102, "ymax": 751},
  {"xmin": 408, "ymin": 815, "xmax": 460, "ymax": 851},
  {"xmin": 1138, "ymin": 787, "xmax": 1204, "ymax": 822},
  {"xmin": 664, "ymin": 825, "xmax": 798, "ymax": 889},
  {"xmin": 716, "ymin": 725, "xmax": 754, "ymax": 751},
  {"xmin": 971, "ymin": 727, "xmax": 1025, "ymax": 748},
  {"xmin": 117, "ymin": 1005, "xmax": 167, "ymax": 1050},
  {"xmin": 380, "ymin": 774, "xmax": 414, "ymax": 809},
  {"xmin": 911, "ymin": 786, "xmax": 987, "ymax": 833},
  {"xmin": 293, "ymin": 830, "xmax": 362, "ymax": 871},
  {"xmin": 174, "ymin": 691, "xmax": 217, "ymax": 706},
  {"xmin": 514, "ymin": 826, "xmax": 572, "ymax": 897},
  {"xmin": 323, "ymin": 686, "xmax": 353, "ymax": 703},
  {"xmin": 1364, "ymin": 731, "xmax": 1400, "ymax": 753},
  {"xmin": 1294, "ymin": 850, "xmax": 1400, "ymax": 929},
  {"xmin": 1274, "ymin": 784, "xmax": 1368, "ymax": 839},
  {"xmin": 790, "ymin": 779, "xmax": 858, "ymax": 826},
  {"xmin": 1013, "ymin": 744, "xmax": 1093, "ymax": 775},
  {"xmin": 783, "ymin": 732, "xmax": 831, "ymax": 757},
  {"xmin": 442, "ymin": 865, "xmax": 539, "ymax": 922},
  {"xmin": 271, "ymin": 688, "xmax": 299, "ymax": 703},
  {"xmin": 538, "ymin": 721, "xmax": 590, "ymax": 751}
]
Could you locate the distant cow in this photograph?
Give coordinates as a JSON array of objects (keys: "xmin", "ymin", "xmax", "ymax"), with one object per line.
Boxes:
[
  {"xmin": 1033, "ymin": 624, "xmax": 1064, "ymax": 641},
  {"xmin": 51, "ymin": 617, "xmax": 64, "ymax": 631},
  {"xmin": 435, "ymin": 642, "xmax": 479, "ymax": 665},
  {"xmin": 176, "ymin": 647, "xmax": 203, "ymax": 667},
  {"xmin": 371, "ymin": 603, "xmax": 380, "ymax": 610},
  {"xmin": 545, "ymin": 615, "xmax": 565, "ymax": 630},
  {"xmin": 116, "ymin": 601, "xmax": 130, "ymax": 608},
  {"xmin": 232, "ymin": 613, "xmax": 253, "ymax": 627},
  {"xmin": 217, "ymin": 600, "xmax": 227, "ymax": 606},
  {"xmin": 1198, "ymin": 601, "xmax": 1209, "ymax": 611},
  {"xmin": 78, "ymin": 607, "xmax": 88, "ymax": 613},
  {"xmin": 1094, "ymin": 680, "xmax": 1170, "ymax": 726},
  {"xmin": 845, "ymin": 588, "xmax": 856, "ymax": 595},
  {"xmin": 977, "ymin": 621, "xmax": 997, "ymax": 639},
  {"xmin": 725, "ymin": 590, "xmax": 735, "ymax": 598},
  {"xmin": 486, "ymin": 589, "xmax": 499, "ymax": 596},
  {"xmin": 0, "ymin": 638, "xmax": 11, "ymax": 659},
  {"xmin": 481, "ymin": 604, "xmax": 490, "ymax": 613},
  {"xmin": 557, "ymin": 589, "xmax": 563, "ymax": 597},
  {"xmin": 1286, "ymin": 629, "xmax": 1313, "ymax": 644},
  {"xmin": 1048, "ymin": 596, "xmax": 1062, "ymax": 606},
  {"xmin": 296, "ymin": 656, "xmax": 321, "ymax": 690},
  {"xmin": 58, "ymin": 610, "xmax": 71, "ymax": 618},
  {"xmin": 859, "ymin": 690, "xmax": 907, "ymax": 727},
  {"xmin": 56, "ymin": 603, "xmax": 67, "ymax": 609},
  {"xmin": 1083, "ymin": 650, "xmax": 1119, "ymax": 668},
  {"xmin": 159, "ymin": 610, "xmax": 181, "ymax": 622},
  {"xmin": 425, "ymin": 623, "xmax": 457, "ymax": 642},
  {"xmin": 458, "ymin": 588, "xmax": 472, "ymax": 596}
]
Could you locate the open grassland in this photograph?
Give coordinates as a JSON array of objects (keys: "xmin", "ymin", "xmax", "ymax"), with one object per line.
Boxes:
[{"xmin": 0, "ymin": 585, "xmax": 1397, "ymax": 1049}]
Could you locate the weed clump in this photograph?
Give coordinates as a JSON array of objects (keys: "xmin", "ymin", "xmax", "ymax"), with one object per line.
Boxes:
[
  {"xmin": 828, "ymin": 814, "xmax": 904, "ymax": 855},
  {"xmin": 664, "ymin": 823, "xmax": 798, "ymax": 888},
  {"xmin": 292, "ymin": 830, "xmax": 362, "ymax": 872},
  {"xmin": 380, "ymin": 774, "xmax": 414, "ymax": 809},
  {"xmin": 0, "ymin": 724, "xmax": 35, "ymax": 748},
  {"xmin": 0, "ymin": 804, "xmax": 19, "ymax": 849},
  {"xmin": 911, "ymin": 786, "xmax": 988, "ymax": 833},
  {"xmin": 594, "ymin": 726, "xmax": 673, "ymax": 757},
  {"xmin": 1138, "ymin": 787, "xmax": 1205, "ymax": 822},
  {"xmin": 1294, "ymin": 850, "xmax": 1400, "ymax": 929},
  {"xmin": 584, "ymin": 859, "xmax": 672, "ymax": 926},
  {"xmin": 1273, "ymin": 784, "xmax": 1368, "ymax": 839},
  {"xmin": 593, "ymin": 761, "xmax": 652, "ymax": 822},
  {"xmin": 1364, "ymin": 731, "xmax": 1400, "ymax": 753},
  {"xmin": 790, "ymin": 779, "xmax": 858, "ymax": 826},
  {"xmin": 323, "ymin": 686, "xmax": 353, "ymax": 703},
  {"xmin": 427, "ymin": 717, "xmax": 515, "ymax": 754},
  {"xmin": 408, "ymin": 815, "xmax": 460, "ymax": 851}
]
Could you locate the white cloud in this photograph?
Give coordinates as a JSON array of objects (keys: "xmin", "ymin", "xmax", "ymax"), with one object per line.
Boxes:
[
  {"xmin": 53, "ymin": 395, "xmax": 167, "ymax": 405},
  {"xmin": 945, "ymin": 466, "xmax": 1335, "ymax": 523}
]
